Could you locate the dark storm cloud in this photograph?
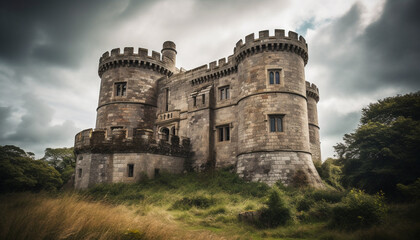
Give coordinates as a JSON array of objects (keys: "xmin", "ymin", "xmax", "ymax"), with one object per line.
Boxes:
[
  {"xmin": 362, "ymin": 0, "xmax": 420, "ymax": 89},
  {"xmin": 311, "ymin": 0, "xmax": 420, "ymax": 95},
  {"xmin": 0, "ymin": 0, "xmax": 152, "ymax": 67},
  {"xmin": 0, "ymin": 94, "xmax": 78, "ymax": 155}
]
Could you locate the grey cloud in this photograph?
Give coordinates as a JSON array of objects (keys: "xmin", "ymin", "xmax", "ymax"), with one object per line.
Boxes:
[
  {"xmin": 0, "ymin": 94, "xmax": 79, "ymax": 157},
  {"xmin": 310, "ymin": 0, "xmax": 420, "ymax": 96},
  {"xmin": 320, "ymin": 111, "xmax": 360, "ymax": 137},
  {"xmin": 0, "ymin": 0, "xmax": 153, "ymax": 67}
]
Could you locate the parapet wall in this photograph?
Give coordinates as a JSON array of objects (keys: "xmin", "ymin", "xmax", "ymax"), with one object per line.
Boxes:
[
  {"xmin": 98, "ymin": 47, "xmax": 174, "ymax": 77},
  {"xmin": 234, "ymin": 29, "xmax": 308, "ymax": 65},
  {"xmin": 74, "ymin": 128, "xmax": 191, "ymax": 157},
  {"xmin": 305, "ymin": 81, "xmax": 319, "ymax": 102}
]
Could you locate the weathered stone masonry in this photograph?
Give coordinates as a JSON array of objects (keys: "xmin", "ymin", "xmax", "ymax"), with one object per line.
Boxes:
[{"xmin": 74, "ymin": 29, "xmax": 323, "ymax": 189}]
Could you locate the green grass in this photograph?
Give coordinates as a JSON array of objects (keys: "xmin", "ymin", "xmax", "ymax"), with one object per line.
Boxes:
[{"xmin": 2, "ymin": 170, "xmax": 419, "ymax": 239}]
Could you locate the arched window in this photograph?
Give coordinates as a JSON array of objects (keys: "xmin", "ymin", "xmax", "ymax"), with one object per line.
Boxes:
[
  {"xmin": 160, "ymin": 127, "xmax": 169, "ymax": 141},
  {"xmin": 269, "ymin": 72, "xmax": 274, "ymax": 84},
  {"xmin": 275, "ymin": 71, "xmax": 280, "ymax": 84}
]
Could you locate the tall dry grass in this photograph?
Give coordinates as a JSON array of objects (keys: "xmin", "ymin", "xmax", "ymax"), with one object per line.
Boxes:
[{"xmin": 0, "ymin": 193, "xmax": 226, "ymax": 240}]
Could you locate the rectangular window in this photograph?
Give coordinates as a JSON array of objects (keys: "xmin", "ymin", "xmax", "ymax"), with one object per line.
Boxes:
[
  {"xmin": 217, "ymin": 125, "xmax": 230, "ymax": 141},
  {"xmin": 127, "ymin": 164, "xmax": 134, "ymax": 177},
  {"xmin": 165, "ymin": 88, "xmax": 169, "ymax": 112},
  {"xmin": 154, "ymin": 168, "xmax": 160, "ymax": 177},
  {"xmin": 78, "ymin": 168, "xmax": 82, "ymax": 178},
  {"xmin": 268, "ymin": 69, "xmax": 281, "ymax": 85},
  {"xmin": 202, "ymin": 94, "xmax": 205, "ymax": 104},
  {"xmin": 269, "ymin": 115, "xmax": 283, "ymax": 132},
  {"xmin": 193, "ymin": 96, "xmax": 197, "ymax": 106},
  {"xmin": 219, "ymin": 86, "xmax": 230, "ymax": 100},
  {"xmin": 115, "ymin": 82, "xmax": 127, "ymax": 96}
]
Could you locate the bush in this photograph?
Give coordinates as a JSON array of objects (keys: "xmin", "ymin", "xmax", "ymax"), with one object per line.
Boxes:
[
  {"xmin": 330, "ymin": 189, "xmax": 387, "ymax": 230},
  {"xmin": 310, "ymin": 189, "xmax": 346, "ymax": 203},
  {"xmin": 258, "ymin": 188, "xmax": 292, "ymax": 228},
  {"xmin": 397, "ymin": 178, "xmax": 420, "ymax": 202},
  {"xmin": 172, "ymin": 196, "xmax": 215, "ymax": 210},
  {"xmin": 292, "ymin": 170, "xmax": 309, "ymax": 188}
]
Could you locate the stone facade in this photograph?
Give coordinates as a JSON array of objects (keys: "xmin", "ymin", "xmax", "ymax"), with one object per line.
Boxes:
[{"xmin": 74, "ymin": 29, "xmax": 323, "ymax": 189}]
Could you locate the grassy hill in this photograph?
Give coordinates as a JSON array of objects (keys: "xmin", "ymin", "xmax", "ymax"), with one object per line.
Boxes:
[{"xmin": 1, "ymin": 170, "xmax": 419, "ymax": 240}]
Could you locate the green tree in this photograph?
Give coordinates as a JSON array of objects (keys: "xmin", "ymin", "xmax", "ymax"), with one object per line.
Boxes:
[
  {"xmin": 0, "ymin": 145, "xmax": 63, "ymax": 192},
  {"xmin": 334, "ymin": 92, "xmax": 420, "ymax": 198},
  {"xmin": 317, "ymin": 158, "xmax": 344, "ymax": 190},
  {"xmin": 41, "ymin": 147, "xmax": 75, "ymax": 184}
]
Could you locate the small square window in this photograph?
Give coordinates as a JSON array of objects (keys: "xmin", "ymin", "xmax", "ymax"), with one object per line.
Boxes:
[
  {"xmin": 219, "ymin": 86, "xmax": 230, "ymax": 100},
  {"xmin": 217, "ymin": 125, "xmax": 230, "ymax": 141},
  {"xmin": 269, "ymin": 115, "xmax": 284, "ymax": 132},
  {"xmin": 127, "ymin": 164, "xmax": 134, "ymax": 177},
  {"xmin": 115, "ymin": 82, "xmax": 127, "ymax": 96}
]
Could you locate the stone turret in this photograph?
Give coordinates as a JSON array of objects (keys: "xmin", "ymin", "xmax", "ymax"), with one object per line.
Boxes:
[
  {"xmin": 306, "ymin": 81, "xmax": 321, "ymax": 164},
  {"xmin": 96, "ymin": 46, "xmax": 174, "ymax": 138},
  {"xmin": 161, "ymin": 41, "xmax": 177, "ymax": 72},
  {"xmin": 234, "ymin": 29, "xmax": 323, "ymax": 187}
]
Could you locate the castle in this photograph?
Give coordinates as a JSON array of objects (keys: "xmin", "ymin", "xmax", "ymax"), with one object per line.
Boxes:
[{"xmin": 74, "ymin": 29, "xmax": 323, "ymax": 189}]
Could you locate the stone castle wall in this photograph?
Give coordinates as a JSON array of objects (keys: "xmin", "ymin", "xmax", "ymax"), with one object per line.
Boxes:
[{"xmin": 74, "ymin": 29, "xmax": 323, "ymax": 189}]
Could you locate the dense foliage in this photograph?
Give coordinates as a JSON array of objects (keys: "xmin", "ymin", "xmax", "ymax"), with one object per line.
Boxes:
[
  {"xmin": 41, "ymin": 147, "xmax": 75, "ymax": 184},
  {"xmin": 0, "ymin": 145, "xmax": 62, "ymax": 192},
  {"xmin": 334, "ymin": 92, "xmax": 420, "ymax": 198}
]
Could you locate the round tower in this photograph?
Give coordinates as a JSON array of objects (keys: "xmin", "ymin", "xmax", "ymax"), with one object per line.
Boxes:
[
  {"xmin": 306, "ymin": 82, "xmax": 321, "ymax": 164},
  {"xmin": 96, "ymin": 47, "xmax": 174, "ymax": 138},
  {"xmin": 161, "ymin": 41, "xmax": 177, "ymax": 72},
  {"xmin": 234, "ymin": 29, "xmax": 323, "ymax": 187}
]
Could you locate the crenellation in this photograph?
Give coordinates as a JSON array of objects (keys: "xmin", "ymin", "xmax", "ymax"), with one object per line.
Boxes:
[
  {"xmin": 75, "ymin": 28, "xmax": 323, "ymax": 189},
  {"xmin": 288, "ymin": 31, "xmax": 298, "ymax": 40},
  {"xmin": 259, "ymin": 30, "xmax": 269, "ymax": 39},
  {"xmin": 275, "ymin": 29, "xmax": 285, "ymax": 38},
  {"xmin": 124, "ymin": 47, "xmax": 134, "ymax": 55},
  {"xmin": 245, "ymin": 33, "xmax": 255, "ymax": 43}
]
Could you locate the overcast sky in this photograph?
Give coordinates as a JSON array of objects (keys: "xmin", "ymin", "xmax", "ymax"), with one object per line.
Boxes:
[{"xmin": 0, "ymin": 0, "xmax": 419, "ymax": 159}]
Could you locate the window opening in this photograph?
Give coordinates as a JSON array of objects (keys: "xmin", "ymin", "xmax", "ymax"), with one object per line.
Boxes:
[
  {"xmin": 269, "ymin": 115, "xmax": 283, "ymax": 132},
  {"xmin": 115, "ymin": 82, "xmax": 127, "ymax": 96},
  {"xmin": 165, "ymin": 88, "xmax": 169, "ymax": 112},
  {"xmin": 78, "ymin": 169, "xmax": 82, "ymax": 178},
  {"xmin": 217, "ymin": 125, "xmax": 230, "ymax": 141},
  {"xmin": 219, "ymin": 86, "xmax": 230, "ymax": 100},
  {"xmin": 193, "ymin": 96, "xmax": 197, "ymax": 106},
  {"xmin": 127, "ymin": 164, "xmax": 134, "ymax": 177},
  {"xmin": 154, "ymin": 168, "xmax": 160, "ymax": 177},
  {"xmin": 202, "ymin": 94, "xmax": 205, "ymax": 104}
]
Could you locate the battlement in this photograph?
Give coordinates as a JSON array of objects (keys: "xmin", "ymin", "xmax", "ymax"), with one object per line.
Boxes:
[
  {"xmin": 74, "ymin": 128, "xmax": 191, "ymax": 157},
  {"xmin": 234, "ymin": 29, "xmax": 308, "ymax": 65},
  {"xmin": 98, "ymin": 47, "xmax": 174, "ymax": 77},
  {"xmin": 305, "ymin": 81, "xmax": 320, "ymax": 102},
  {"xmin": 183, "ymin": 55, "xmax": 237, "ymax": 86}
]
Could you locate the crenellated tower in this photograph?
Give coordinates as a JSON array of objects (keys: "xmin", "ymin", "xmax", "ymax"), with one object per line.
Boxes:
[
  {"xmin": 306, "ymin": 82, "xmax": 321, "ymax": 164},
  {"xmin": 234, "ymin": 30, "xmax": 323, "ymax": 187},
  {"xmin": 96, "ymin": 46, "xmax": 176, "ymax": 138}
]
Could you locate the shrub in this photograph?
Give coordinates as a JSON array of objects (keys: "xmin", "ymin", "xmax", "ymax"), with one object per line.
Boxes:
[
  {"xmin": 396, "ymin": 178, "xmax": 420, "ymax": 202},
  {"xmin": 330, "ymin": 189, "xmax": 387, "ymax": 230},
  {"xmin": 292, "ymin": 170, "xmax": 309, "ymax": 188},
  {"xmin": 310, "ymin": 189, "xmax": 346, "ymax": 203},
  {"xmin": 258, "ymin": 188, "xmax": 292, "ymax": 228},
  {"xmin": 172, "ymin": 196, "xmax": 215, "ymax": 210}
]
